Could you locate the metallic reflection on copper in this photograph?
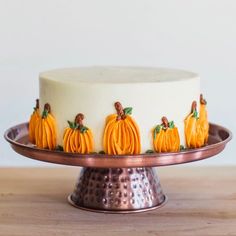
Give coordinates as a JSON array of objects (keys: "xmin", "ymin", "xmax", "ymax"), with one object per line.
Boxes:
[
  {"xmin": 68, "ymin": 167, "xmax": 167, "ymax": 213},
  {"xmin": 4, "ymin": 122, "xmax": 232, "ymax": 168}
]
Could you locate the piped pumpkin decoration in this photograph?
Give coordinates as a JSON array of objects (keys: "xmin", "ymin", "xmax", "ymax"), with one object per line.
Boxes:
[
  {"xmin": 103, "ymin": 102, "xmax": 141, "ymax": 155},
  {"xmin": 153, "ymin": 117, "xmax": 180, "ymax": 153},
  {"xmin": 63, "ymin": 113, "xmax": 94, "ymax": 153},
  {"xmin": 184, "ymin": 101, "xmax": 205, "ymax": 148},
  {"xmin": 199, "ymin": 94, "xmax": 209, "ymax": 144},
  {"xmin": 35, "ymin": 103, "xmax": 57, "ymax": 150},
  {"xmin": 29, "ymin": 99, "xmax": 40, "ymax": 144}
]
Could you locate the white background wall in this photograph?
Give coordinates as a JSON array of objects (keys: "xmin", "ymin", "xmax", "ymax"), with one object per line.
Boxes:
[{"xmin": 0, "ymin": 0, "xmax": 235, "ymax": 166}]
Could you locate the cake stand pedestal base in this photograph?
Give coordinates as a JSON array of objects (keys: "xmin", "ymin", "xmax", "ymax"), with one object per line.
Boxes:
[{"xmin": 68, "ymin": 167, "xmax": 167, "ymax": 213}]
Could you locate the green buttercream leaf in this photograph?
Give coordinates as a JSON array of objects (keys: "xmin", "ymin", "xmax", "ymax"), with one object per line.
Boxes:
[
  {"xmin": 168, "ymin": 121, "xmax": 175, "ymax": 129},
  {"xmin": 67, "ymin": 120, "xmax": 78, "ymax": 129},
  {"xmin": 154, "ymin": 129, "xmax": 157, "ymax": 140},
  {"xmin": 67, "ymin": 120, "xmax": 73, "ymax": 128},
  {"xmin": 146, "ymin": 150, "xmax": 154, "ymax": 154},
  {"xmin": 55, "ymin": 145, "xmax": 64, "ymax": 151},
  {"xmin": 99, "ymin": 150, "xmax": 106, "ymax": 154},
  {"xmin": 42, "ymin": 110, "xmax": 48, "ymax": 119},
  {"xmin": 80, "ymin": 126, "xmax": 89, "ymax": 133},
  {"xmin": 123, "ymin": 107, "xmax": 133, "ymax": 115},
  {"xmin": 180, "ymin": 145, "xmax": 185, "ymax": 151},
  {"xmin": 156, "ymin": 125, "xmax": 162, "ymax": 133},
  {"xmin": 193, "ymin": 110, "xmax": 198, "ymax": 119},
  {"xmin": 153, "ymin": 125, "xmax": 162, "ymax": 139}
]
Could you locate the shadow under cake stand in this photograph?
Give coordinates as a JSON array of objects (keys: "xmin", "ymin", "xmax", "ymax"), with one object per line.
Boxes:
[{"xmin": 5, "ymin": 123, "xmax": 232, "ymax": 214}]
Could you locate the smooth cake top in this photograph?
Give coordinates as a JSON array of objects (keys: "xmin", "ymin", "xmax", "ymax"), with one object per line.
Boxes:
[{"xmin": 40, "ymin": 66, "xmax": 199, "ymax": 84}]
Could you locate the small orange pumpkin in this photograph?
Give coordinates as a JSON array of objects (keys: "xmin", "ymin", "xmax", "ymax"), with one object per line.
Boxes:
[
  {"xmin": 199, "ymin": 94, "xmax": 209, "ymax": 144},
  {"xmin": 184, "ymin": 101, "xmax": 205, "ymax": 148},
  {"xmin": 153, "ymin": 117, "xmax": 180, "ymax": 153},
  {"xmin": 63, "ymin": 113, "xmax": 94, "ymax": 153},
  {"xmin": 35, "ymin": 103, "xmax": 57, "ymax": 150},
  {"xmin": 103, "ymin": 102, "xmax": 141, "ymax": 155},
  {"xmin": 29, "ymin": 99, "xmax": 40, "ymax": 144}
]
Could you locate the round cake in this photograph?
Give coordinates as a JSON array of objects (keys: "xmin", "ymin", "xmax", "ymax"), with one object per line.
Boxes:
[{"xmin": 29, "ymin": 66, "xmax": 209, "ymax": 154}]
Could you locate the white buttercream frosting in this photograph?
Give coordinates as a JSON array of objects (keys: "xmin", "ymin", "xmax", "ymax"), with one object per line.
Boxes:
[{"xmin": 39, "ymin": 66, "xmax": 200, "ymax": 152}]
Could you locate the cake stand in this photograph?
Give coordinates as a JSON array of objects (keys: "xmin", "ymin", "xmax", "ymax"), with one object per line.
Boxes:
[{"xmin": 5, "ymin": 122, "xmax": 232, "ymax": 214}]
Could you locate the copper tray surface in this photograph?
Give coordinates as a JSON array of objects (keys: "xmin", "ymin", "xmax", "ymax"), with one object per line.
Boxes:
[{"xmin": 4, "ymin": 122, "xmax": 232, "ymax": 168}]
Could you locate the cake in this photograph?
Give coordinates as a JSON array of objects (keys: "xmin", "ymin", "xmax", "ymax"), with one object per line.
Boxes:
[{"xmin": 29, "ymin": 66, "xmax": 209, "ymax": 154}]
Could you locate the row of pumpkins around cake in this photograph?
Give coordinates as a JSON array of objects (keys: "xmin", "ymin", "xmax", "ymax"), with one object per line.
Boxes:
[{"xmin": 28, "ymin": 95, "xmax": 209, "ymax": 154}]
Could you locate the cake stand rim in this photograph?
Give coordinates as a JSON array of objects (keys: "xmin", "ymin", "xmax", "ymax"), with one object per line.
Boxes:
[{"xmin": 4, "ymin": 122, "xmax": 232, "ymax": 168}]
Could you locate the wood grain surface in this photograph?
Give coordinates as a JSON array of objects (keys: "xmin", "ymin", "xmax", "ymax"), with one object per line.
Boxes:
[{"xmin": 0, "ymin": 167, "xmax": 235, "ymax": 236}]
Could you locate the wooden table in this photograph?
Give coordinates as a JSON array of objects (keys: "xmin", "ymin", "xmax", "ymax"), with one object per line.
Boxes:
[{"xmin": 0, "ymin": 167, "xmax": 235, "ymax": 236}]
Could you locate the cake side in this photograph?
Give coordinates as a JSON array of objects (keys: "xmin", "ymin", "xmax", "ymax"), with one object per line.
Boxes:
[{"xmin": 39, "ymin": 67, "xmax": 200, "ymax": 153}]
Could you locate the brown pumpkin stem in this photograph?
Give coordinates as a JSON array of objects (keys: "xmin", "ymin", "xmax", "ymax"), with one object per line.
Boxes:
[
  {"xmin": 114, "ymin": 102, "xmax": 125, "ymax": 120},
  {"xmin": 75, "ymin": 113, "xmax": 84, "ymax": 126},
  {"xmin": 162, "ymin": 116, "xmax": 169, "ymax": 128},
  {"xmin": 44, "ymin": 103, "xmax": 51, "ymax": 113},
  {"xmin": 36, "ymin": 99, "xmax": 39, "ymax": 109},
  {"xmin": 191, "ymin": 101, "xmax": 197, "ymax": 113},
  {"xmin": 200, "ymin": 94, "xmax": 207, "ymax": 105}
]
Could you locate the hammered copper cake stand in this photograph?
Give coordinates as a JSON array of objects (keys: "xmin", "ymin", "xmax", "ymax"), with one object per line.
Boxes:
[{"xmin": 5, "ymin": 123, "xmax": 232, "ymax": 214}]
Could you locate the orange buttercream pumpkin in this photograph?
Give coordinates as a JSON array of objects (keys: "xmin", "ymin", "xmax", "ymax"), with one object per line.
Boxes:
[
  {"xmin": 153, "ymin": 117, "xmax": 180, "ymax": 153},
  {"xmin": 199, "ymin": 94, "xmax": 209, "ymax": 144},
  {"xmin": 103, "ymin": 102, "xmax": 141, "ymax": 155},
  {"xmin": 184, "ymin": 101, "xmax": 205, "ymax": 148},
  {"xmin": 35, "ymin": 103, "xmax": 57, "ymax": 150},
  {"xmin": 29, "ymin": 99, "xmax": 40, "ymax": 144},
  {"xmin": 63, "ymin": 113, "xmax": 94, "ymax": 153}
]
